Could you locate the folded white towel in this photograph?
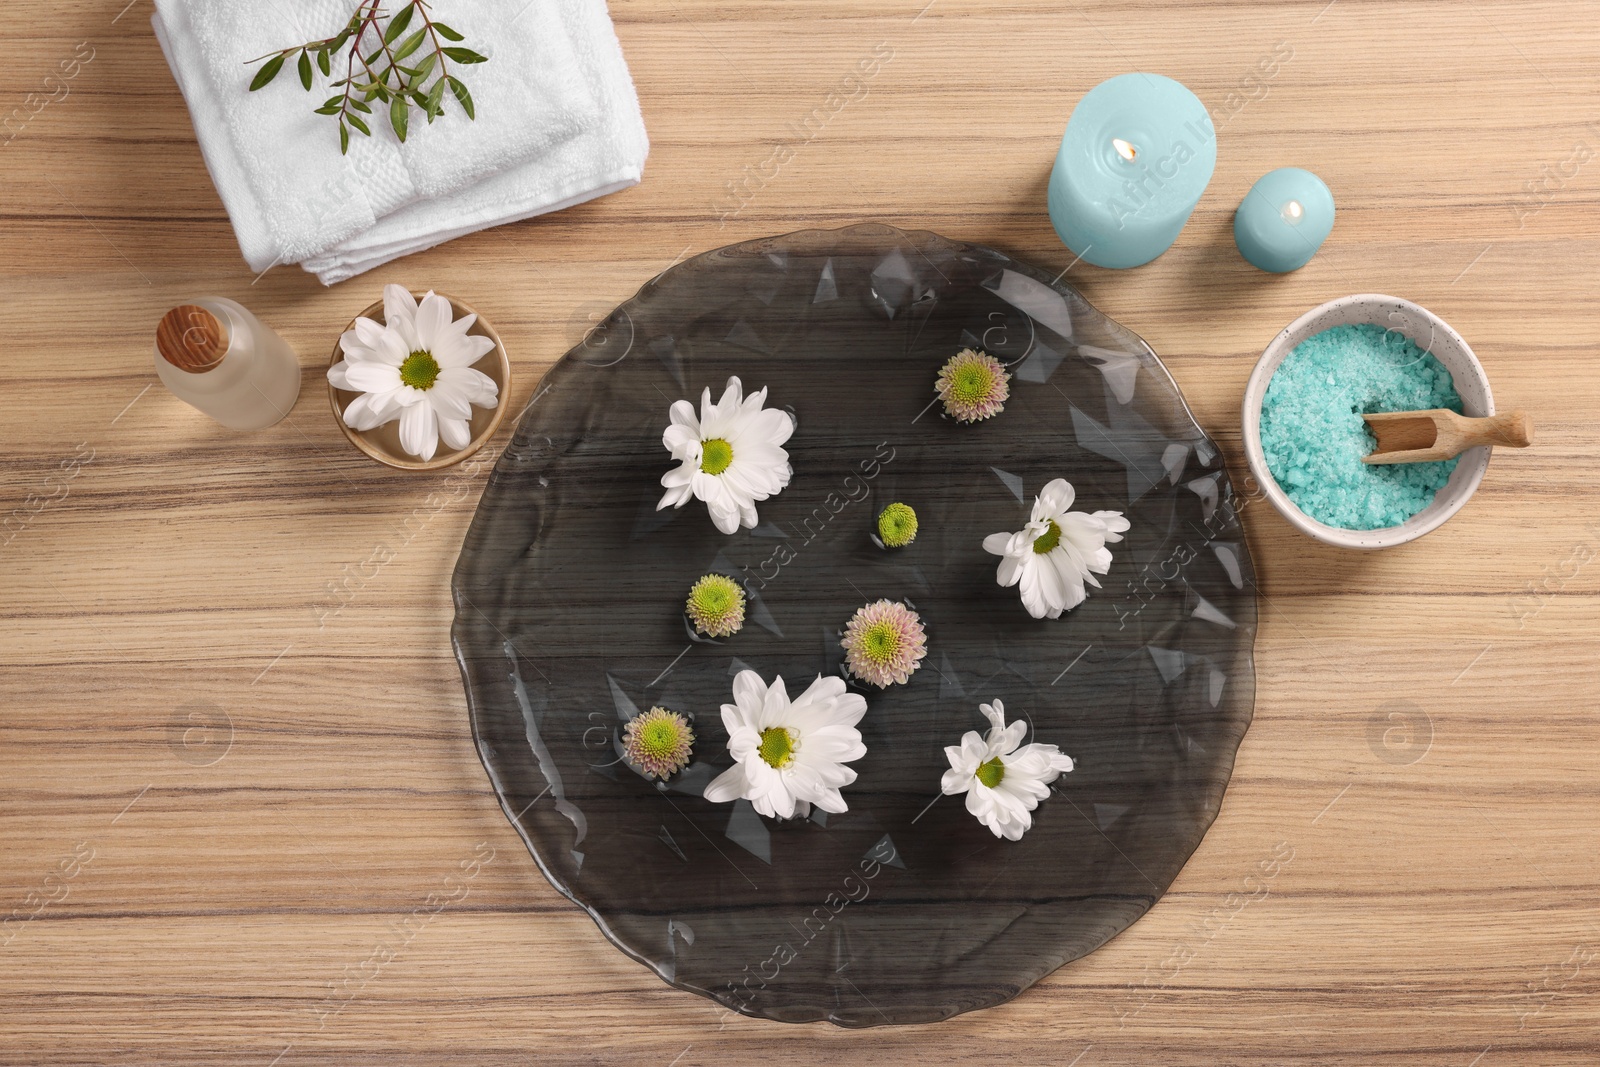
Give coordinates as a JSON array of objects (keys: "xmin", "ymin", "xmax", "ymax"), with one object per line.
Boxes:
[
  {"xmin": 153, "ymin": 0, "xmax": 648, "ymax": 283},
  {"xmin": 300, "ymin": 0, "xmax": 648, "ymax": 284}
]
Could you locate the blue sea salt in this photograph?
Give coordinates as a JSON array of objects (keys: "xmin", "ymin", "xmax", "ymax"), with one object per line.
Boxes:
[{"xmin": 1260, "ymin": 323, "xmax": 1463, "ymax": 530}]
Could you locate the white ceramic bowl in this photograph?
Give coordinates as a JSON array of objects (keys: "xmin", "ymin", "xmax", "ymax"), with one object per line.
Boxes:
[{"xmin": 1241, "ymin": 294, "xmax": 1495, "ymax": 549}]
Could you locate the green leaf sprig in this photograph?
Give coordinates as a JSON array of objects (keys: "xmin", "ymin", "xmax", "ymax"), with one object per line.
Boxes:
[{"xmin": 246, "ymin": 0, "xmax": 487, "ymax": 154}]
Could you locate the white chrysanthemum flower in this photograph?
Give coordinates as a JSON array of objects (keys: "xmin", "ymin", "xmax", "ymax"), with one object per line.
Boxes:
[
  {"xmin": 982, "ymin": 478, "xmax": 1130, "ymax": 619},
  {"xmin": 941, "ymin": 699, "xmax": 1075, "ymax": 840},
  {"xmin": 703, "ymin": 670, "xmax": 867, "ymax": 819},
  {"xmin": 656, "ymin": 376, "xmax": 794, "ymax": 535},
  {"xmin": 327, "ymin": 285, "xmax": 499, "ymax": 462}
]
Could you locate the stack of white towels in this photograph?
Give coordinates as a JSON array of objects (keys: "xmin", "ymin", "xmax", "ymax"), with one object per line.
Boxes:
[{"xmin": 152, "ymin": 0, "xmax": 648, "ymax": 284}]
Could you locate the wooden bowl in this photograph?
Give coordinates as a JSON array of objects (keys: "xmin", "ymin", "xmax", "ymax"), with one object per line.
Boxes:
[{"xmin": 327, "ymin": 292, "xmax": 511, "ymax": 471}]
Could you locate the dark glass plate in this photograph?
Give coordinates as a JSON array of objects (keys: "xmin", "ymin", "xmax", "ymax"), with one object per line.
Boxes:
[{"xmin": 452, "ymin": 224, "xmax": 1257, "ymax": 1027}]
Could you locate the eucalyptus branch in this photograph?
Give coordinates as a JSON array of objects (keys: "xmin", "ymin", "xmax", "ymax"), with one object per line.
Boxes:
[{"xmin": 246, "ymin": 0, "xmax": 487, "ymax": 155}]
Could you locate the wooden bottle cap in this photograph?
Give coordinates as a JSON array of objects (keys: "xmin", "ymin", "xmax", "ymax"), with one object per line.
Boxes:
[{"xmin": 157, "ymin": 305, "xmax": 229, "ymax": 373}]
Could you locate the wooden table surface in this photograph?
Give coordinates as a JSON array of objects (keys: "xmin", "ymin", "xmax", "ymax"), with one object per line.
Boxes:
[{"xmin": 4, "ymin": 1, "xmax": 1598, "ymax": 1063}]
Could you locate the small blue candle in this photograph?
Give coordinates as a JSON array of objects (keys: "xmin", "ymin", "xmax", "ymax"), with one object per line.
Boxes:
[
  {"xmin": 1234, "ymin": 167, "xmax": 1335, "ymax": 273},
  {"xmin": 1047, "ymin": 73, "xmax": 1217, "ymax": 269}
]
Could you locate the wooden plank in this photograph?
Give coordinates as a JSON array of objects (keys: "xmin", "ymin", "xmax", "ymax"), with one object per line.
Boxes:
[{"xmin": 2, "ymin": 0, "xmax": 1598, "ymax": 1062}]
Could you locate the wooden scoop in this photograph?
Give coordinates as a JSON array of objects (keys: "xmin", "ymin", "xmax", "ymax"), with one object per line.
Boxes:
[{"xmin": 1362, "ymin": 408, "xmax": 1532, "ymax": 464}]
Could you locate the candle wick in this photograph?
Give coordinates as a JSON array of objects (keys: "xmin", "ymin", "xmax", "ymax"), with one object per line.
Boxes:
[{"xmin": 1112, "ymin": 138, "xmax": 1138, "ymax": 162}]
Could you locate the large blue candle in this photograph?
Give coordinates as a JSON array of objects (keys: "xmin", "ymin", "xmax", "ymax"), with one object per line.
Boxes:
[{"xmin": 1047, "ymin": 73, "xmax": 1217, "ymax": 269}]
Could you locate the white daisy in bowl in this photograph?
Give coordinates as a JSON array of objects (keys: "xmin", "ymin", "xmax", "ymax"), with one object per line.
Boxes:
[
  {"xmin": 656, "ymin": 376, "xmax": 794, "ymax": 535},
  {"xmin": 703, "ymin": 670, "xmax": 867, "ymax": 819},
  {"xmin": 941, "ymin": 699, "xmax": 1075, "ymax": 840},
  {"xmin": 982, "ymin": 477, "xmax": 1130, "ymax": 619},
  {"xmin": 327, "ymin": 285, "xmax": 500, "ymax": 462}
]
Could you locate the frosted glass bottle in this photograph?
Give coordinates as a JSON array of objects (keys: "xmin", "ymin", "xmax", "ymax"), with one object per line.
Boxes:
[{"xmin": 154, "ymin": 298, "xmax": 301, "ymax": 430}]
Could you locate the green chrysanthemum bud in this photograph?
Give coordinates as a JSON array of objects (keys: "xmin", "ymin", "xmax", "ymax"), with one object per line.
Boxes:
[{"xmin": 877, "ymin": 502, "xmax": 918, "ymax": 548}]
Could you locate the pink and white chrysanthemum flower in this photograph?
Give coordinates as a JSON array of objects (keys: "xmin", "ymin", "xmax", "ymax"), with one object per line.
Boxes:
[
  {"xmin": 935, "ymin": 347, "xmax": 1010, "ymax": 423},
  {"xmin": 841, "ymin": 599, "xmax": 928, "ymax": 688}
]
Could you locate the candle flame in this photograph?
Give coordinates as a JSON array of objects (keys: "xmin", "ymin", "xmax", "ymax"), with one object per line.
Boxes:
[
  {"xmin": 1111, "ymin": 138, "xmax": 1138, "ymax": 162},
  {"xmin": 1282, "ymin": 199, "xmax": 1304, "ymax": 221}
]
